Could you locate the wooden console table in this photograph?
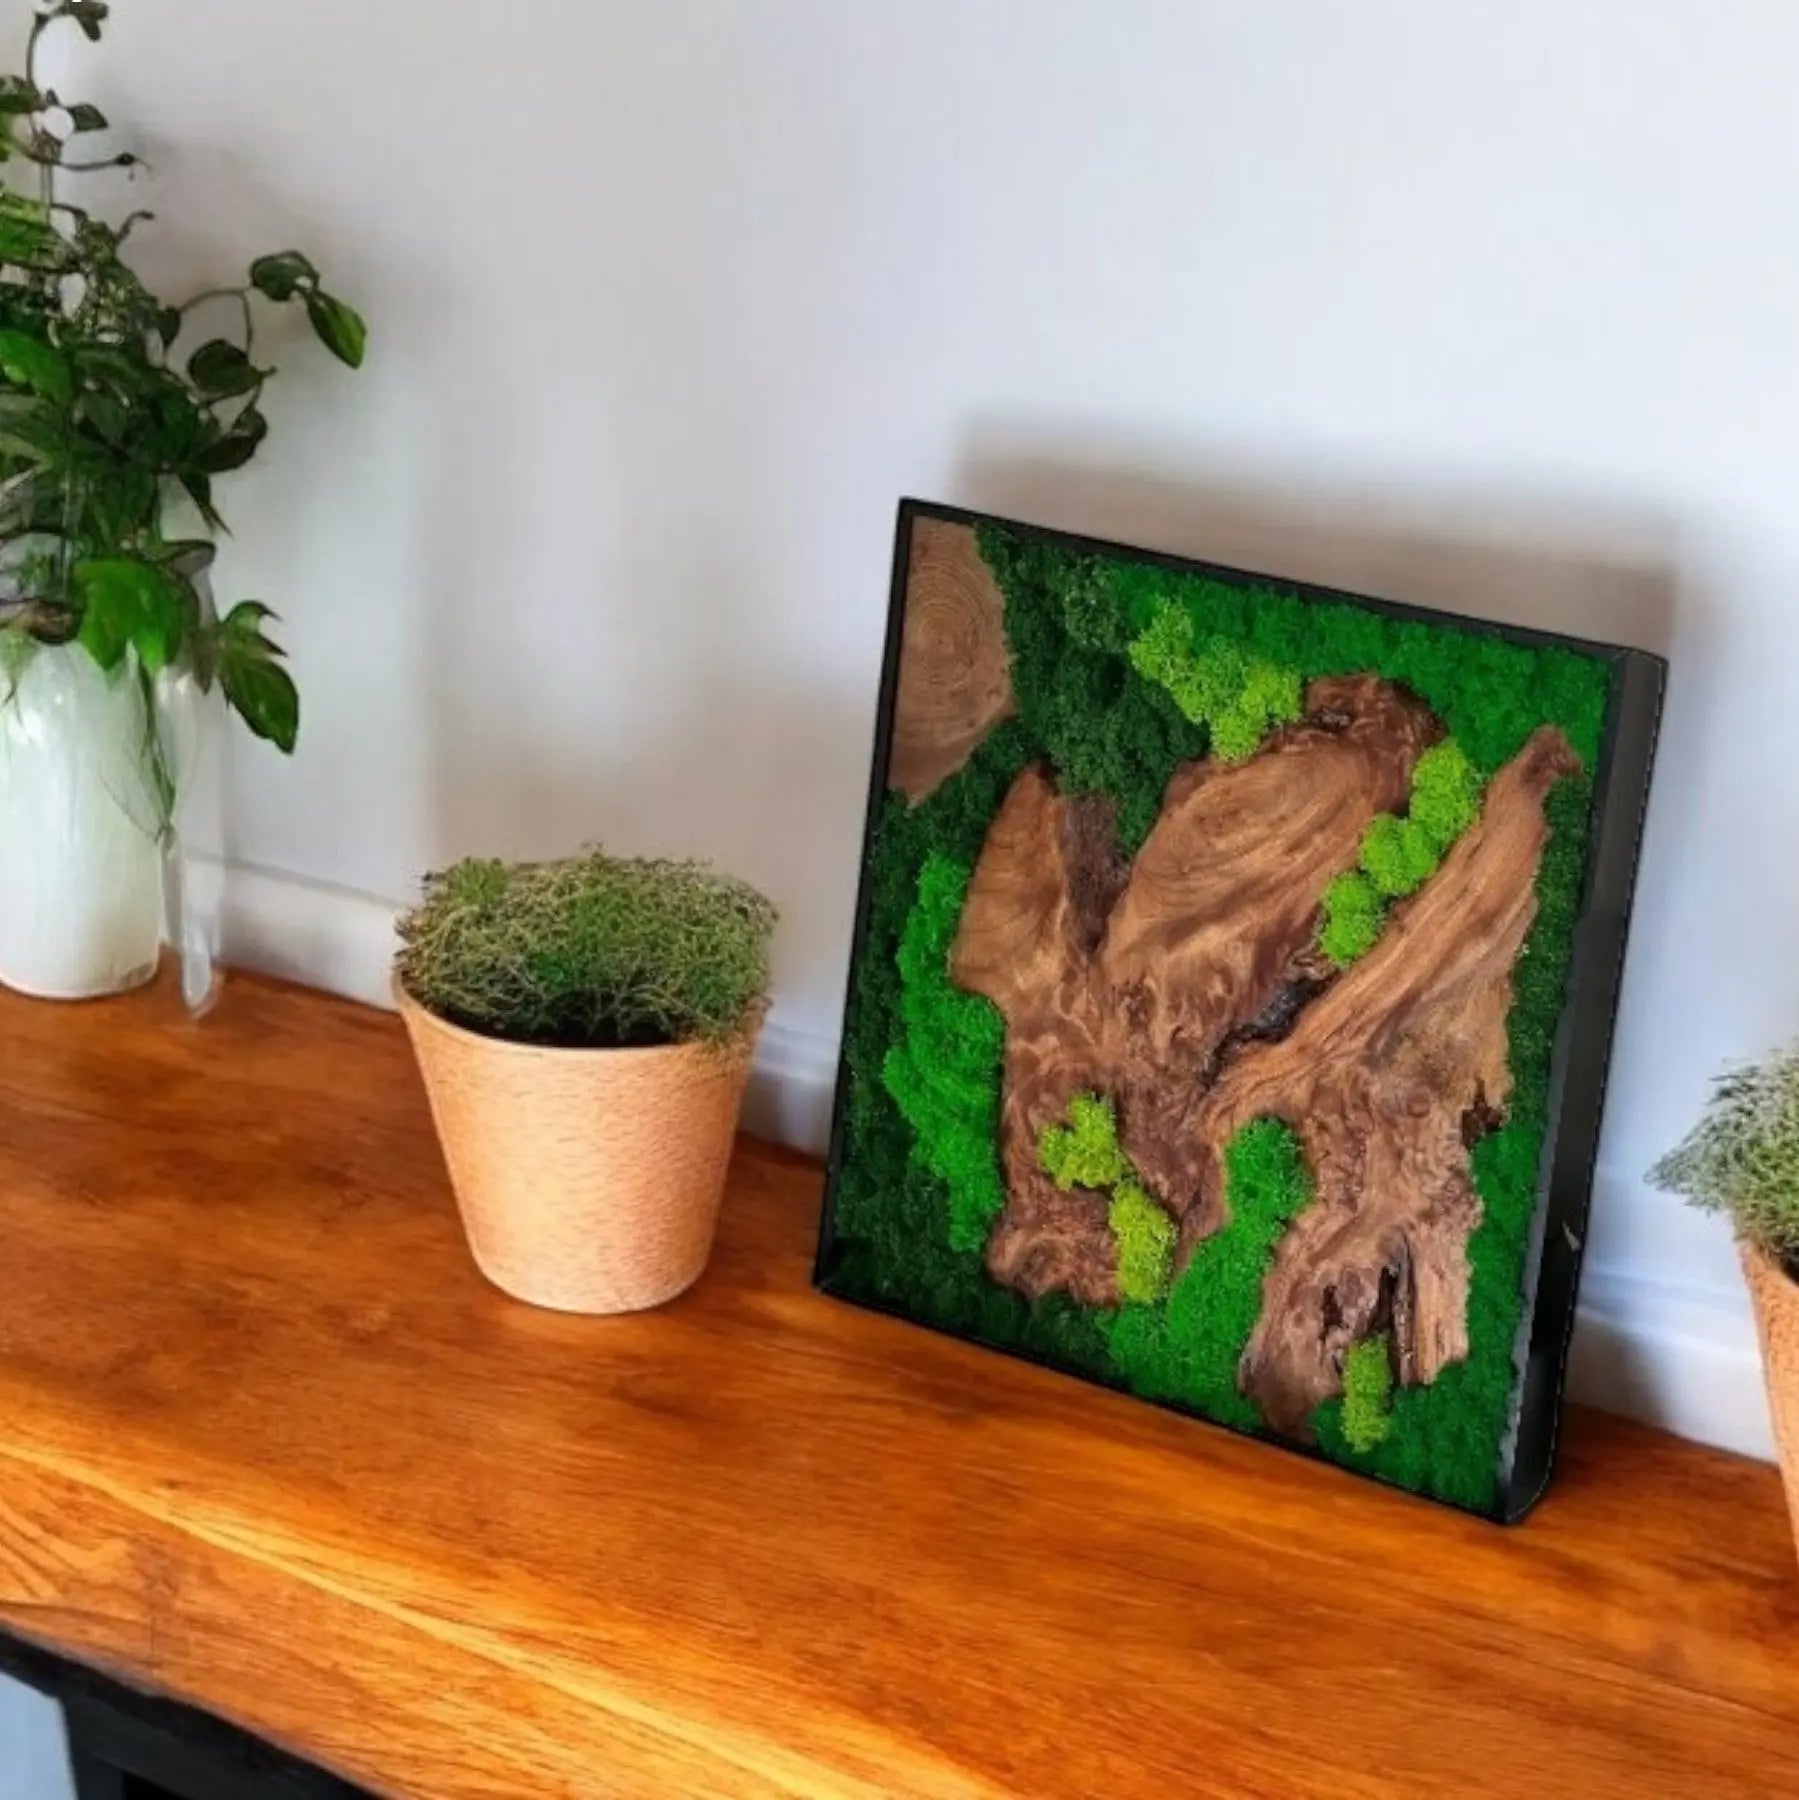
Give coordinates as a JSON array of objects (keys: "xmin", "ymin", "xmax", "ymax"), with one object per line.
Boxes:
[{"xmin": 2, "ymin": 973, "xmax": 1798, "ymax": 1798}]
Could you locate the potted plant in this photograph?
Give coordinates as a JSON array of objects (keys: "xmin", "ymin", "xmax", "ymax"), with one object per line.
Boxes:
[
  {"xmin": 394, "ymin": 850, "xmax": 777, "ymax": 1315},
  {"xmin": 0, "ymin": 1, "xmax": 364, "ymax": 1000},
  {"xmin": 1651, "ymin": 1048, "xmax": 1799, "ymax": 1552}
]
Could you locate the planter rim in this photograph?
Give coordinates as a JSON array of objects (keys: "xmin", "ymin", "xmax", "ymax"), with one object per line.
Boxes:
[
  {"xmin": 1742, "ymin": 1236, "xmax": 1799, "ymax": 1287},
  {"xmin": 391, "ymin": 974, "xmax": 759, "ymax": 1065}
]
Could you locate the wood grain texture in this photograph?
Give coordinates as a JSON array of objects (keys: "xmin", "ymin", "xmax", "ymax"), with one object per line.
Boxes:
[
  {"xmin": 950, "ymin": 676, "xmax": 1434, "ymax": 1307},
  {"xmin": 1206, "ymin": 725, "xmax": 1579, "ymax": 1431},
  {"xmin": 887, "ymin": 518, "xmax": 1014, "ymax": 805},
  {"xmin": 2, "ymin": 972, "xmax": 1798, "ymax": 1799}
]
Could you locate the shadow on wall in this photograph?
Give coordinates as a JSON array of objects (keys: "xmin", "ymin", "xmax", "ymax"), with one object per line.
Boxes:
[{"xmin": 952, "ymin": 422, "xmax": 1680, "ymax": 655}]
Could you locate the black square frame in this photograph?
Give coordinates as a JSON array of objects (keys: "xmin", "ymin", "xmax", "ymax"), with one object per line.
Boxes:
[{"xmin": 813, "ymin": 497, "xmax": 1664, "ymax": 1522}]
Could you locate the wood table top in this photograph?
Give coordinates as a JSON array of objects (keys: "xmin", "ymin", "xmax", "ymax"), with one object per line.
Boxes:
[{"xmin": 1, "ymin": 971, "xmax": 1796, "ymax": 1798}]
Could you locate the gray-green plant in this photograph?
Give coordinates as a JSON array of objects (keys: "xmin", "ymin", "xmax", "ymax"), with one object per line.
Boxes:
[
  {"xmin": 0, "ymin": 2, "xmax": 366, "ymax": 761},
  {"xmin": 396, "ymin": 852, "xmax": 777, "ymax": 1051},
  {"xmin": 1649, "ymin": 1047, "xmax": 1799, "ymax": 1270}
]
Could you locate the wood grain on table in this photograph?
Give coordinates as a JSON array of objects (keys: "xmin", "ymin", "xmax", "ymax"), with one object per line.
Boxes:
[{"xmin": 0, "ymin": 972, "xmax": 1795, "ymax": 1799}]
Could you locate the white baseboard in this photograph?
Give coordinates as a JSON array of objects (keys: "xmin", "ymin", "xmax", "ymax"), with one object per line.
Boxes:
[
  {"xmin": 1568, "ymin": 1268, "xmax": 1773, "ymax": 1461},
  {"xmin": 207, "ymin": 856, "xmax": 1774, "ymax": 1467}
]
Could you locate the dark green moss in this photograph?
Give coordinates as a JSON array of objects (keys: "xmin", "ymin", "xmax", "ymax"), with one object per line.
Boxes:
[
  {"xmin": 827, "ymin": 521, "xmax": 1615, "ymax": 1513},
  {"xmin": 980, "ymin": 523, "xmax": 1206, "ymax": 849}
]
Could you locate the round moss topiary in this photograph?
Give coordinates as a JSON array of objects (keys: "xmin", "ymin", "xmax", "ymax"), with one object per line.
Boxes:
[{"xmin": 396, "ymin": 851, "xmax": 776, "ymax": 1051}]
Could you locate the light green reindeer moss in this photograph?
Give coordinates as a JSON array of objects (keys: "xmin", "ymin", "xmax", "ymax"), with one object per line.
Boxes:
[
  {"xmin": 1320, "ymin": 733, "xmax": 1486, "ymax": 966},
  {"xmin": 1318, "ymin": 870, "xmax": 1384, "ymax": 965},
  {"xmin": 1341, "ymin": 1335, "xmax": 1395, "ymax": 1453},
  {"xmin": 1127, "ymin": 598, "xmax": 1303, "ymax": 763},
  {"xmin": 1039, "ymin": 1092, "xmax": 1130, "ymax": 1192},
  {"xmin": 1036, "ymin": 1094, "xmax": 1174, "ymax": 1302},
  {"xmin": 1409, "ymin": 740, "xmax": 1482, "ymax": 851},
  {"xmin": 1109, "ymin": 1179, "xmax": 1177, "ymax": 1303},
  {"xmin": 1359, "ymin": 813, "xmax": 1440, "ymax": 900}
]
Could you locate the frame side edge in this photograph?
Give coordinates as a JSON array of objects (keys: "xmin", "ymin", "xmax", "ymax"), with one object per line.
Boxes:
[
  {"xmin": 1502, "ymin": 647, "xmax": 1666, "ymax": 1520},
  {"xmin": 811, "ymin": 500, "xmax": 920, "ymax": 1287}
]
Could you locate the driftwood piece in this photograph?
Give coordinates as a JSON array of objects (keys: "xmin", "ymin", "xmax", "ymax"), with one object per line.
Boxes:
[
  {"xmin": 888, "ymin": 519, "xmax": 1015, "ymax": 805},
  {"xmin": 1193, "ymin": 726, "xmax": 1580, "ymax": 1435},
  {"xmin": 949, "ymin": 676, "xmax": 1434, "ymax": 1307}
]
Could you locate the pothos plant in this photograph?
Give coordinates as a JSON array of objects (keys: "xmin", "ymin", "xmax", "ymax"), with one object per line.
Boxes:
[{"xmin": 0, "ymin": 0, "xmax": 364, "ymax": 809}]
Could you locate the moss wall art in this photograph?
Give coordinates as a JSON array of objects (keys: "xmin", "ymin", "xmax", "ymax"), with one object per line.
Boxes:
[{"xmin": 817, "ymin": 503, "xmax": 1663, "ymax": 1519}]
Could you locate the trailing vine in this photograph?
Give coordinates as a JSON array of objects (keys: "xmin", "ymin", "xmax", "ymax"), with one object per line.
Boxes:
[{"xmin": 0, "ymin": 1, "xmax": 366, "ymax": 771}]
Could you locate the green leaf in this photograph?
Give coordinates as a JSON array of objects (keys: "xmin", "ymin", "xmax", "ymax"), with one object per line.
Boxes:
[
  {"xmin": 197, "ymin": 404, "xmax": 267, "ymax": 473},
  {"xmin": 0, "ymin": 328, "xmax": 70, "ymax": 405},
  {"xmin": 155, "ymin": 306, "xmax": 181, "ymax": 347},
  {"xmin": 0, "ymin": 77, "xmax": 45, "ymax": 116},
  {"xmin": 73, "ymin": 555, "xmax": 188, "ymax": 675},
  {"xmin": 0, "ymin": 192, "xmax": 63, "ymax": 267},
  {"xmin": 76, "ymin": 387, "xmax": 130, "ymax": 444},
  {"xmin": 187, "ymin": 338, "xmax": 261, "ymax": 399},
  {"xmin": 215, "ymin": 600, "xmax": 298, "ymax": 752},
  {"xmin": 64, "ymin": 102, "xmax": 107, "ymax": 132},
  {"xmin": 179, "ymin": 469, "xmax": 225, "ymax": 533},
  {"xmin": 249, "ymin": 250, "xmax": 317, "ymax": 301},
  {"xmin": 0, "ymin": 392, "xmax": 67, "ymax": 464},
  {"xmin": 65, "ymin": 2, "xmax": 111, "ymax": 43},
  {"xmin": 305, "ymin": 291, "xmax": 366, "ymax": 368}
]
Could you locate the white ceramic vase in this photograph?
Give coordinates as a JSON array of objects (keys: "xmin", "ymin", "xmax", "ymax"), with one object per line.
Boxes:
[{"xmin": 0, "ymin": 642, "xmax": 204, "ymax": 1000}]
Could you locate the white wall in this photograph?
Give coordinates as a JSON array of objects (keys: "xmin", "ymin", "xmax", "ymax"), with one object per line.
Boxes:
[
  {"xmin": 14, "ymin": 1, "xmax": 1792, "ymax": 1457},
  {"xmin": 0, "ymin": 1678, "xmax": 70, "ymax": 1800}
]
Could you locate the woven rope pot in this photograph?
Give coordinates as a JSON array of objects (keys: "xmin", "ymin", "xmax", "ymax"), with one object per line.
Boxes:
[
  {"xmin": 1742, "ymin": 1241, "xmax": 1799, "ymax": 1555},
  {"xmin": 395, "ymin": 979, "xmax": 757, "ymax": 1315}
]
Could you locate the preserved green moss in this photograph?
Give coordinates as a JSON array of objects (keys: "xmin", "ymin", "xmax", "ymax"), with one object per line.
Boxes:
[
  {"xmin": 1320, "ymin": 734, "xmax": 1486, "ymax": 967},
  {"xmin": 1104, "ymin": 1119, "xmax": 1315, "ymax": 1431},
  {"xmin": 824, "ymin": 521, "xmax": 1614, "ymax": 1513},
  {"xmin": 1038, "ymin": 1091, "xmax": 1130, "ymax": 1192},
  {"xmin": 882, "ymin": 853, "xmax": 1007, "ymax": 1254},
  {"xmin": 1409, "ymin": 739, "xmax": 1483, "ymax": 851},
  {"xmin": 1318, "ymin": 870, "xmax": 1384, "ymax": 966},
  {"xmin": 1109, "ymin": 1180, "xmax": 1176, "ymax": 1304},
  {"xmin": 1127, "ymin": 597, "xmax": 1304, "ymax": 762},
  {"xmin": 1359, "ymin": 813, "xmax": 1440, "ymax": 900},
  {"xmin": 1032, "ymin": 1093, "xmax": 1176, "ymax": 1304},
  {"xmin": 1341, "ymin": 1335, "xmax": 1394, "ymax": 1453}
]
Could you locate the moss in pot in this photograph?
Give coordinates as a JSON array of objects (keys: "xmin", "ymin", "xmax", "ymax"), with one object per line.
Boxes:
[
  {"xmin": 395, "ymin": 851, "xmax": 776, "ymax": 1315},
  {"xmin": 1651, "ymin": 1049, "xmax": 1799, "ymax": 1555}
]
